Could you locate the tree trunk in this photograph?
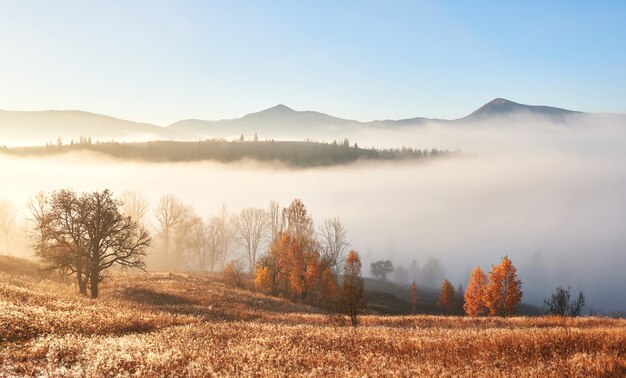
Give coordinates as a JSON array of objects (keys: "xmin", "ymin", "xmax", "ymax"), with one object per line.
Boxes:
[
  {"xmin": 89, "ymin": 273, "xmax": 99, "ymax": 299},
  {"xmin": 76, "ymin": 265, "xmax": 88, "ymax": 295}
]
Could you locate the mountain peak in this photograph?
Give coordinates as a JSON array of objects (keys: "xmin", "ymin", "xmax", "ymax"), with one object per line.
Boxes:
[
  {"xmin": 265, "ymin": 104, "xmax": 294, "ymax": 113},
  {"xmin": 465, "ymin": 98, "xmax": 578, "ymax": 121}
]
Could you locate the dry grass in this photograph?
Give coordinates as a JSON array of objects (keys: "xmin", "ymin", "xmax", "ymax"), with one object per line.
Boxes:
[{"xmin": 0, "ymin": 256, "xmax": 624, "ymax": 377}]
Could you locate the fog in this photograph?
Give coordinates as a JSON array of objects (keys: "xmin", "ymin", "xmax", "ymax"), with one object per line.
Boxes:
[{"xmin": 1, "ymin": 116, "xmax": 626, "ymax": 312}]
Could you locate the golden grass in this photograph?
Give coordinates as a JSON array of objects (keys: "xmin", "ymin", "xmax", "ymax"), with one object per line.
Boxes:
[{"xmin": 0, "ymin": 258, "xmax": 624, "ymax": 377}]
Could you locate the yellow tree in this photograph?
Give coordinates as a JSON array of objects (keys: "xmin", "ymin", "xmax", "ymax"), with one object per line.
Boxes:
[
  {"xmin": 464, "ymin": 267, "xmax": 489, "ymax": 316},
  {"xmin": 485, "ymin": 256, "xmax": 523, "ymax": 316},
  {"xmin": 437, "ymin": 279, "xmax": 456, "ymax": 314}
]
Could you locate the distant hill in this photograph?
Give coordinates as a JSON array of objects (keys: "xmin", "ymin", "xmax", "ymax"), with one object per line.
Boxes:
[
  {"xmin": 459, "ymin": 98, "xmax": 581, "ymax": 122},
  {"xmin": 0, "ymin": 109, "xmax": 180, "ymax": 146},
  {"xmin": 1, "ymin": 99, "xmax": 620, "ymax": 146},
  {"xmin": 168, "ymin": 104, "xmax": 362, "ymax": 140}
]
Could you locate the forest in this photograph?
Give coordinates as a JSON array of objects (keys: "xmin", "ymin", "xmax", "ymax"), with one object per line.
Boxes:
[{"xmin": 0, "ymin": 138, "xmax": 455, "ymax": 167}]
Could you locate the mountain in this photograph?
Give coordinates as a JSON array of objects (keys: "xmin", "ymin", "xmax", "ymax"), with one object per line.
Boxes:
[
  {"xmin": 459, "ymin": 98, "xmax": 581, "ymax": 122},
  {"xmin": 0, "ymin": 99, "xmax": 617, "ymax": 146},
  {"xmin": 168, "ymin": 104, "xmax": 361, "ymax": 140},
  {"xmin": 0, "ymin": 109, "xmax": 180, "ymax": 146}
]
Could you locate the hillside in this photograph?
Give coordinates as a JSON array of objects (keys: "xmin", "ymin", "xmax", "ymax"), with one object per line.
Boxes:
[
  {"xmin": 0, "ymin": 110, "xmax": 179, "ymax": 146},
  {"xmin": 1, "ymin": 254, "xmax": 624, "ymax": 376}
]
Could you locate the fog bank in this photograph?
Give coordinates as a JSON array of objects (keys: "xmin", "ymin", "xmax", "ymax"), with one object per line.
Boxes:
[{"xmin": 1, "ymin": 119, "xmax": 625, "ymax": 312}]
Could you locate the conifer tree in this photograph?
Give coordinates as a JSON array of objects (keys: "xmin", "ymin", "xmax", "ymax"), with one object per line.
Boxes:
[
  {"xmin": 464, "ymin": 267, "xmax": 489, "ymax": 316},
  {"xmin": 485, "ymin": 256, "xmax": 523, "ymax": 316},
  {"xmin": 437, "ymin": 279, "xmax": 456, "ymax": 314}
]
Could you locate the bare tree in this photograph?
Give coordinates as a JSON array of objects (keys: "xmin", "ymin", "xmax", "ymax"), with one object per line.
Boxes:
[
  {"xmin": 234, "ymin": 207, "xmax": 269, "ymax": 274},
  {"xmin": 170, "ymin": 204, "xmax": 196, "ymax": 268},
  {"xmin": 205, "ymin": 206, "xmax": 234, "ymax": 272},
  {"xmin": 81, "ymin": 190, "xmax": 151, "ymax": 298},
  {"xmin": 283, "ymin": 199, "xmax": 313, "ymax": 240},
  {"xmin": 267, "ymin": 201, "xmax": 283, "ymax": 240},
  {"xmin": 544, "ymin": 286, "xmax": 586, "ymax": 316},
  {"xmin": 29, "ymin": 190, "xmax": 89, "ymax": 294},
  {"xmin": 154, "ymin": 195, "xmax": 184, "ymax": 257},
  {"xmin": 30, "ymin": 189, "xmax": 150, "ymax": 298},
  {"xmin": 318, "ymin": 217, "xmax": 349, "ymax": 276},
  {"xmin": 0, "ymin": 198, "xmax": 17, "ymax": 254},
  {"xmin": 188, "ymin": 216, "xmax": 210, "ymax": 270},
  {"xmin": 120, "ymin": 190, "xmax": 151, "ymax": 226}
]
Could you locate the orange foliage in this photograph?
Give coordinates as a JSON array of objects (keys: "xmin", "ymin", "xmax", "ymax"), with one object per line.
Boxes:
[
  {"xmin": 437, "ymin": 279, "xmax": 456, "ymax": 314},
  {"xmin": 254, "ymin": 266, "xmax": 272, "ymax": 293},
  {"xmin": 464, "ymin": 266, "xmax": 489, "ymax": 317},
  {"xmin": 256, "ymin": 232, "xmax": 336, "ymax": 307},
  {"xmin": 484, "ymin": 256, "xmax": 523, "ymax": 316}
]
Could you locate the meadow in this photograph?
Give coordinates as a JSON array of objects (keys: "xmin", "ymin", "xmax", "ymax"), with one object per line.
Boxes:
[{"xmin": 0, "ymin": 255, "xmax": 624, "ymax": 377}]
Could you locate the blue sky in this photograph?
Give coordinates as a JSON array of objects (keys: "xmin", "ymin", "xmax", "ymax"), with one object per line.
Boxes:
[{"xmin": 0, "ymin": 1, "xmax": 624, "ymax": 125}]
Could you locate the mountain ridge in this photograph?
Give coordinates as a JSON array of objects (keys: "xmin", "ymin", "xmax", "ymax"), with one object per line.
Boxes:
[{"xmin": 0, "ymin": 99, "xmax": 620, "ymax": 145}]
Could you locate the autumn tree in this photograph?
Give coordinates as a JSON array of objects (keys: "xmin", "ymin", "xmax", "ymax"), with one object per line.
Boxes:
[
  {"xmin": 485, "ymin": 256, "xmax": 523, "ymax": 316},
  {"xmin": 410, "ymin": 281, "xmax": 418, "ymax": 314},
  {"xmin": 437, "ymin": 279, "xmax": 456, "ymax": 314},
  {"xmin": 318, "ymin": 217, "xmax": 349, "ymax": 276},
  {"xmin": 370, "ymin": 259, "xmax": 394, "ymax": 281},
  {"xmin": 223, "ymin": 259, "xmax": 245, "ymax": 288},
  {"xmin": 31, "ymin": 189, "xmax": 150, "ymax": 298},
  {"xmin": 234, "ymin": 207, "xmax": 269, "ymax": 274},
  {"xmin": 255, "ymin": 200, "xmax": 336, "ymax": 308},
  {"xmin": 544, "ymin": 287, "xmax": 586, "ymax": 316},
  {"xmin": 339, "ymin": 250, "xmax": 366, "ymax": 326},
  {"xmin": 464, "ymin": 266, "xmax": 489, "ymax": 317}
]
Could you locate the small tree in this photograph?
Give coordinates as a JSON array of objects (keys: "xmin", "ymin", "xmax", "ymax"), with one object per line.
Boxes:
[
  {"xmin": 370, "ymin": 259, "xmax": 394, "ymax": 281},
  {"xmin": 339, "ymin": 250, "xmax": 366, "ymax": 326},
  {"xmin": 437, "ymin": 279, "xmax": 456, "ymax": 314},
  {"xmin": 544, "ymin": 286, "xmax": 586, "ymax": 316},
  {"xmin": 223, "ymin": 259, "xmax": 245, "ymax": 288}
]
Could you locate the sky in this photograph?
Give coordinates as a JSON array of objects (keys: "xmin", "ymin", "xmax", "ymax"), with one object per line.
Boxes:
[{"xmin": 0, "ymin": 1, "xmax": 625, "ymax": 125}]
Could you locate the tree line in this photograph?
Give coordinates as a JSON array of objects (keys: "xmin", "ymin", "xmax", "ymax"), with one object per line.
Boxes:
[
  {"xmin": 2, "ymin": 139, "xmax": 457, "ymax": 167},
  {"xmin": 21, "ymin": 188, "xmax": 588, "ymax": 320}
]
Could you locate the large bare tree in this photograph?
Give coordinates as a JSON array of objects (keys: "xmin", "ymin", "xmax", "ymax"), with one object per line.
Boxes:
[
  {"xmin": 234, "ymin": 208, "xmax": 269, "ymax": 273},
  {"xmin": 30, "ymin": 189, "xmax": 150, "ymax": 298}
]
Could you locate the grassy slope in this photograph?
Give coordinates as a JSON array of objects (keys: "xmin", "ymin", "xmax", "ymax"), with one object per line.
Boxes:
[{"xmin": 0, "ymin": 255, "xmax": 624, "ymax": 377}]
